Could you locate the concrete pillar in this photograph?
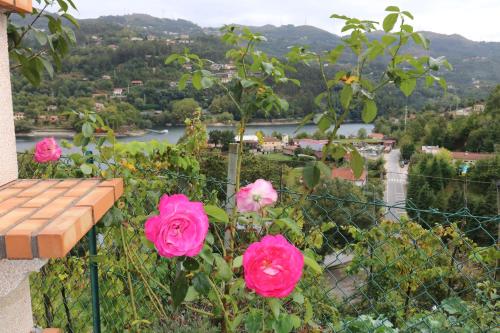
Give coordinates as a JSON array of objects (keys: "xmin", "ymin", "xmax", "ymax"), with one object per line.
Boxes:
[
  {"xmin": 0, "ymin": 260, "xmax": 47, "ymax": 333},
  {"xmin": 0, "ymin": 11, "xmax": 44, "ymax": 333},
  {"xmin": 0, "ymin": 11, "xmax": 18, "ymax": 186}
]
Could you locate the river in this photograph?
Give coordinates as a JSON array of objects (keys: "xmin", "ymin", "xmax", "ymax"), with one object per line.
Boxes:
[{"xmin": 16, "ymin": 123, "xmax": 374, "ymax": 152}]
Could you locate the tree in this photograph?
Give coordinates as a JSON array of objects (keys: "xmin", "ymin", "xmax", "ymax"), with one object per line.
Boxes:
[
  {"xmin": 401, "ymin": 143, "xmax": 415, "ymax": 161},
  {"xmin": 208, "ymin": 130, "xmax": 235, "ymax": 151},
  {"xmin": 8, "ymin": 0, "xmax": 79, "ymax": 85},
  {"xmin": 171, "ymin": 98, "xmax": 200, "ymax": 125},
  {"xmin": 357, "ymin": 128, "xmax": 367, "ymax": 139}
]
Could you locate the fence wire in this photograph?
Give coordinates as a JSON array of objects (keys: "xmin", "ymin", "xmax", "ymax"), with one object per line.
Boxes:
[{"xmin": 20, "ymin": 152, "xmax": 499, "ymax": 333}]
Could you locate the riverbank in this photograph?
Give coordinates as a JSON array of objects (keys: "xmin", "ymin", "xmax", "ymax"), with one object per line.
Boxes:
[
  {"xmin": 16, "ymin": 128, "xmax": 147, "ymax": 138},
  {"xmin": 207, "ymin": 119, "xmax": 304, "ymax": 127}
]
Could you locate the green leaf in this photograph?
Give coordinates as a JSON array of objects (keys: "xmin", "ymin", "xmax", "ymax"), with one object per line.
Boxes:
[
  {"xmin": 277, "ymin": 218, "xmax": 301, "ymax": 234},
  {"xmin": 292, "ymin": 292, "xmax": 304, "ymax": 304},
  {"xmin": 82, "ymin": 122, "xmax": 93, "ymax": 138},
  {"xmin": 303, "ymin": 163, "xmax": 320, "ymax": 189},
  {"xmin": 241, "ymin": 79, "xmax": 258, "ymax": 88},
  {"xmin": 244, "ymin": 311, "xmax": 263, "ymax": 333},
  {"xmin": 330, "ymin": 144, "xmax": 346, "ymax": 160},
  {"xmin": 383, "ymin": 13, "xmax": 399, "ymax": 32},
  {"xmin": 204, "ymin": 205, "xmax": 229, "ymax": 223},
  {"xmin": 183, "ymin": 257, "xmax": 199, "ymax": 271},
  {"xmin": 412, "ymin": 32, "xmax": 429, "ymax": 50},
  {"xmin": 303, "ymin": 254, "xmax": 322, "ymax": 274},
  {"xmin": 289, "ymin": 315, "xmax": 301, "ymax": 329},
  {"xmin": 316, "ymin": 161, "xmax": 331, "ymax": 178},
  {"xmin": 272, "ymin": 314, "xmax": 294, "ymax": 333},
  {"xmin": 385, "ymin": 6, "xmax": 400, "ymax": 12},
  {"xmin": 350, "ymin": 149, "xmax": 364, "ymax": 179},
  {"xmin": 165, "ymin": 54, "xmax": 178, "ymax": 64},
  {"xmin": 192, "ymin": 272, "xmax": 211, "ymax": 295},
  {"xmin": 201, "ymin": 76, "xmax": 214, "ymax": 89},
  {"xmin": 340, "ymin": 84, "xmax": 353, "ymax": 110},
  {"xmin": 232, "ymin": 255, "xmax": 243, "ymax": 269},
  {"xmin": 442, "ymin": 297, "xmax": 468, "ymax": 315},
  {"xmin": 268, "ymin": 298, "xmax": 281, "ymax": 319},
  {"xmin": 401, "ymin": 11, "xmax": 414, "ymax": 19},
  {"xmin": 362, "ymin": 99, "xmax": 378, "ymax": 123},
  {"xmin": 400, "ymin": 78, "xmax": 417, "ymax": 97},
  {"xmin": 171, "ymin": 270, "xmax": 188, "ymax": 308},
  {"xmin": 39, "ymin": 57, "xmax": 54, "ymax": 79},
  {"xmin": 192, "ymin": 71, "xmax": 202, "ymax": 90},
  {"xmin": 178, "ymin": 73, "xmax": 190, "ymax": 90},
  {"xmin": 214, "ymin": 254, "xmax": 232, "ymax": 281},
  {"xmin": 80, "ymin": 164, "xmax": 93, "ymax": 175},
  {"xmin": 317, "ymin": 114, "xmax": 331, "ymax": 132}
]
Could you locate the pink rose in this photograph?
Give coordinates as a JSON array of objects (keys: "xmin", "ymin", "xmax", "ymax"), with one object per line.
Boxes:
[
  {"xmin": 34, "ymin": 137, "xmax": 62, "ymax": 163},
  {"xmin": 145, "ymin": 194, "xmax": 209, "ymax": 258},
  {"xmin": 243, "ymin": 235, "xmax": 304, "ymax": 298},
  {"xmin": 236, "ymin": 179, "xmax": 278, "ymax": 212}
]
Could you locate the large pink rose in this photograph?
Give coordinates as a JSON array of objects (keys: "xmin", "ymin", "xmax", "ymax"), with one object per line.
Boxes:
[
  {"xmin": 144, "ymin": 194, "xmax": 209, "ymax": 258},
  {"xmin": 243, "ymin": 235, "xmax": 304, "ymax": 298},
  {"xmin": 34, "ymin": 137, "xmax": 62, "ymax": 163},
  {"xmin": 236, "ymin": 179, "xmax": 278, "ymax": 212}
]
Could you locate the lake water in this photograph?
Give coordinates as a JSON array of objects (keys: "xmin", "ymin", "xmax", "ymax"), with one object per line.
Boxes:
[{"xmin": 16, "ymin": 123, "xmax": 374, "ymax": 152}]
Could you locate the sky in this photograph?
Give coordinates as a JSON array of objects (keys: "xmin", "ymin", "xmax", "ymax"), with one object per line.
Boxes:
[{"xmin": 66, "ymin": 0, "xmax": 500, "ymax": 42}]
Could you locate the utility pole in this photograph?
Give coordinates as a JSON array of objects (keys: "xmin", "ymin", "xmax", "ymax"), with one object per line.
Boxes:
[{"xmin": 404, "ymin": 103, "xmax": 408, "ymax": 132}]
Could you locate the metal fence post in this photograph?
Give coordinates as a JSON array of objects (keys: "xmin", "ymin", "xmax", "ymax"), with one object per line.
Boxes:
[
  {"xmin": 89, "ymin": 225, "xmax": 101, "ymax": 333},
  {"xmin": 226, "ymin": 143, "xmax": 238, "ymax": 212}
]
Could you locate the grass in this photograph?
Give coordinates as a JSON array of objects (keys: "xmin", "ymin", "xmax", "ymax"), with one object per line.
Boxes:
[{"xmin": 261, "ymin": 152, "xmax": 293, "ymax": 161}]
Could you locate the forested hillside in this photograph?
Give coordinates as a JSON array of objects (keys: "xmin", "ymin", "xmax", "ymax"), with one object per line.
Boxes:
[{"xmin": 11, "ymin": 14, "xmax": 500, "ymax": 132}]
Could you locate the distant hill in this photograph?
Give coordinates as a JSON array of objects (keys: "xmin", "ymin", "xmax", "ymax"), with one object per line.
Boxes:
[{"xmin": 71, "ymin": 15, "xmax": 499, "ymax": 93}]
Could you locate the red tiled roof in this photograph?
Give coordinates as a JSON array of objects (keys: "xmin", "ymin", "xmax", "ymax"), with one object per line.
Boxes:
[
  {"xmin": 263, "ymin": 137, "xmax": 281, "ymax": 143},
  {"xmin": 369, "ymin": 133, "xmax": 385, "ymax": 140},
  {"xmin": 451, "ymin": 152, "xmax": 495, "ymax": 161},
  {"xmin": 331, "ymin": 168, "xmax": 367, "ymax": 182}
]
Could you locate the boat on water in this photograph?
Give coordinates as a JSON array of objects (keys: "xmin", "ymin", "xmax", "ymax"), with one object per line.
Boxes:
[{"xmin": 147, "ymin": 129, "xmax": 169, "ymax": 134}]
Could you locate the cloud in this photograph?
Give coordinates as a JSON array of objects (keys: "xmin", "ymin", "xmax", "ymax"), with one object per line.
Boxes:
[{"xmin": 68, "ymin": 0, "xmax": 500, "ymax": 41}]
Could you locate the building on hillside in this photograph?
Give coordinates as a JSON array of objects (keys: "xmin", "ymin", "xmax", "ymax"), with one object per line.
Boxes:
[
  {"xmin": 92, "ymin": 92, "xmax": 109, "ymax": 100},
  {"xmin": 234, "ymin": 135, "xmax": 259, "ymax": 151},
  {"xmin": 472, "ymin": 103, "xmax": 485, "ymax": 113},
  {"xmin": 94, "ymin": 103, "xmax": 105, "ymax": 112},
  {"xmin": 14, "ymin": 112, "xmax": 25, "ymax": 121},
  {"xmin": 112, "ymin": 88, "xmax": 126, "ymax": 98},
  {"xmin": 450, "ymin": 152, "xmax": 496, "ymax": 163},
  {"xmin": 283, "ymin": 145, "xmax": 299, "ymax": 156},
  {"xmin": 369, "ymin": 132, "xmax": 385, "ymax": 140},
  {"xmin": 131, "ymin": 80, "xmax": 143, "ymax": 86},
  {"xmin": 169, "ymin": 81, "xmax": 178, "ymax": 88},
  {"xmin": 102, "ymin": 75, "xmax": 112, "ymax": 80},
  {"xmin": 331, "ymin": 168, "xmax": 368, "ymax": 187},
  {"xmin": 261, "ymin": 137, "xmax": 283, "ymax": 152},
  {"xmin": 296, "ymin": 139, "xmax": 328, "ymax": 152},
  {"xmin": 451, "ymin": 107, "xmax": 473, "ymax": 117},
  {"xmin": 130, "ymin": 37, "xmax": 143, "ymax": 41},
  {"xmin": 47, "ymin": 105, "xmax": 58, "ymax": 112},
  {"xmin": 422, "ymin": 146, "xmax": 440, "ymax": 155},
  {"xmin": 108, "ymin": 44, "xmax": 118, "ymax": 51},
  {"xmin": 359, "ymin": 145, "xmax": 384, "ymax": 159}
]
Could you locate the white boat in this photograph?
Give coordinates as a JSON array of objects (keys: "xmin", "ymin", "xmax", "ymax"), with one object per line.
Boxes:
[{"xmin": 147, "ymin": 129, "xmax": 169, "ymax": 134}]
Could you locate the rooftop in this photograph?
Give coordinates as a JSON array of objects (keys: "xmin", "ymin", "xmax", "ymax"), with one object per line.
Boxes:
[
  {"xmin": 451, "ymin": 151, "xmax": 496, "ymax": 161},
  {"xmin": 331, "ymin": 168, "xmax": 367, "ymax": 182}
]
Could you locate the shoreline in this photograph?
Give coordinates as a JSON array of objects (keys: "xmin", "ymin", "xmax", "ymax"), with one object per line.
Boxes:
[{"xmin": 16, "ymin": 129, "xmax": 147, "ymax": 138}]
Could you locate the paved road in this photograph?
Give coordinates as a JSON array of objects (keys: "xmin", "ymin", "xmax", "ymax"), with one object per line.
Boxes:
[{"xmin": 384, "ymin": 149, "xmax": 408, "ymax": 221}]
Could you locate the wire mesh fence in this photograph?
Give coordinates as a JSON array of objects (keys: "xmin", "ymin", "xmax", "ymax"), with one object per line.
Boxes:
[{"xmin": 20, "ymin": 152, "xmax": 499, "ymax": 332}]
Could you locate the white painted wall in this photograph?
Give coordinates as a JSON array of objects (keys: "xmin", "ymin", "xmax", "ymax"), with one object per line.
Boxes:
[{"xmin": 0, "ymin": 12, "xmax": 18, "ymax": 187}]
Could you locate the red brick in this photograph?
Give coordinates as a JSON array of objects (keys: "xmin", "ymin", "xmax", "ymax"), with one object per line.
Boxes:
[
  {"xmin": 9, "ymin": 179, "xmax": 39, "ymax": 188},
  {"xmin": 5, "ymin": 219, "xmax": 49, "ymax": 259},
  {"xmin": 54, "ymin": 179, "xmax": 81, "ymax": 188},
  {"xmin": 98, "ymin": 178, "xmax": 124, "ymax": 200},
  {"xmin": 0, "ymin": 197, "xmax": 30, "ymax": 216},
  {"xmin": 37, "ymin": 207, "xmax": 93, "ymax": 258},
  {"xmin": 31, "ymin": 196, "xmax": 75, "ymax": 219},
  {"xmin": 22, "ymin": 188, "xmax": 66, "ymax": 208},
  {"xmin": 0, "ymin": 207, "xmax": 36, "ymax": 234},
  {"xmin": 17, "ymin": 180, "xmax": 58, "ymax": 197},
  {"xmin": 76, "ymin": 186, "xmax": 115, "ymax": 221},
  {"xmin": 64, "ymin": 180, "xmax": 99, "ymax": 197},
  {"xmin": 0, "ymin": 188, "xmax": 22, "ymax": 201}
]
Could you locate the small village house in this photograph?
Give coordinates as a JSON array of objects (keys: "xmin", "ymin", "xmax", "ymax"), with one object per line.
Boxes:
[
  {"xmin": 260, "ymin": 137, "xmax": 283, "ymax": 153},
  {"xmin": 332, "ymin": 168, "xmax": 368, "ymax": 187},
  {"xmin": 451, "ymin": 151, "xmax": 496, "ymax": 164},
  {"xmin": 13, "ymin": 112, "xmax": 25, "ymax": 121}
]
